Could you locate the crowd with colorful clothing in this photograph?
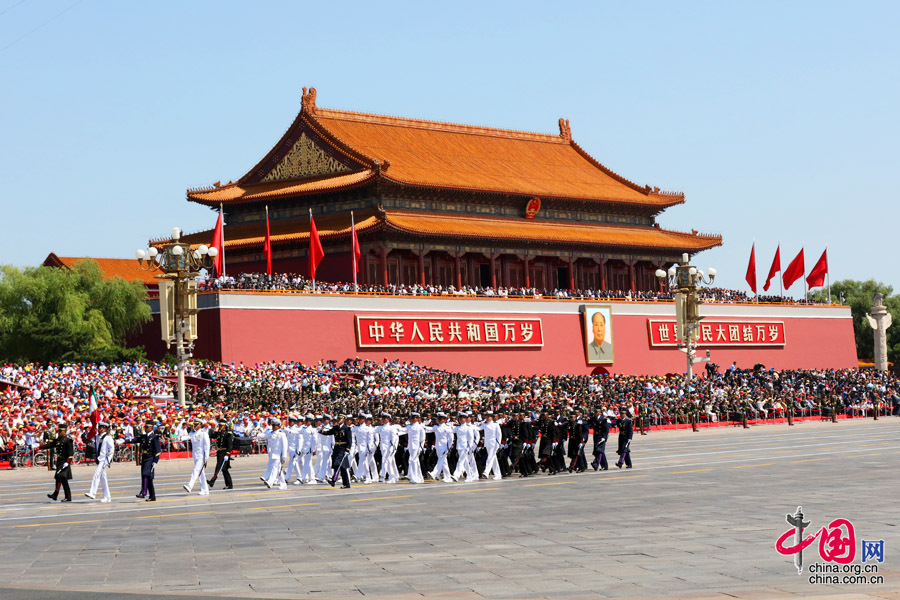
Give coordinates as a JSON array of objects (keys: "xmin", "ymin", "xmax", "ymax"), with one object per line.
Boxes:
[
  {"xmin": 197, "ymin": 273, "xmax": 814, "ymax": 305},
  {"xmin": 2, "ymin": 359, "xmax": 897, "ymax": 473}
]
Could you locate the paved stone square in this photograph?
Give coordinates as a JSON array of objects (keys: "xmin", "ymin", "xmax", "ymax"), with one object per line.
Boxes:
[{"xmin": 0, "ymin": 418, "xmax": 897, "ymax": 600}]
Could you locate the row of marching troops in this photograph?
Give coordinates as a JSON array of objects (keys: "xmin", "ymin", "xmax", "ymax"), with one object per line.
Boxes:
[
  {"xmin": 41, "ymin": 409, "xmax": 634, "ymax": 503},
  {"xmin": 253, "ymin": 408, "xmax": 634, "ymax": 490}
]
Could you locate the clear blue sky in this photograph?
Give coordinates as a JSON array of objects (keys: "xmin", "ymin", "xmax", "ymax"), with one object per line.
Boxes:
[{"xmin": 2, "ymin": 1, "xmax": 897, "ymax": 296}]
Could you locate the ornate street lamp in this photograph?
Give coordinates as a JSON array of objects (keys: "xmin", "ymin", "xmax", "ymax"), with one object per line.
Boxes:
[
  {"xmin": 136, "ymin": 227, "xmax": 218, "ymax": 406},
  {"xmin": 656, "ymin": 253, "xmax": 717, "ymax": 381}
]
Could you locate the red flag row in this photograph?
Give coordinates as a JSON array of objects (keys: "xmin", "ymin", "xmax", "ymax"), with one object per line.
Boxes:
[
  {"xmin": 746, "ymin": 244, "xmax": 828, "ymax": 293},
  {"xmin": 211, "ymin": 208, "xmax": 360, "ymax": 283}
]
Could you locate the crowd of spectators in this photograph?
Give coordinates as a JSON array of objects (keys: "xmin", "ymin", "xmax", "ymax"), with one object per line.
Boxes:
[
  {"xmin": 197, "ymin": 274, "xmax": 816, "ymax": 305},
  {"xmin": 2, "ymin": 358, "xmax": 896, "ymax": 465}
]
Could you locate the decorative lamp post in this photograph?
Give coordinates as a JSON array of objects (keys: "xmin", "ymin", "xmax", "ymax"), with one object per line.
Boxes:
[
  {"xmin": 136, "ymin": 227, "xmax": 217, "ymax": 406},
  {"xmin": 656, "ymin": 253, "xmax": 717, "ymax": 381}
]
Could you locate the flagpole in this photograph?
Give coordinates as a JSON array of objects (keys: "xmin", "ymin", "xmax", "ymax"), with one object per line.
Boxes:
[
  {"xmin": 220, "ymin": 203, "xmax": 226, "ymax": 278},
  {"xmin": 753, "ymin": 238, "xmax": 757, "ymax": 303},
  {"xmin": 351, "ymin": 210, "xmax": 358, "ymax": 293},
  {"xmin": 802, "ymin": 242, "xmax": 807, "ymax": 302},
  {"xmin": 265, "ymin": 204, "xmax": 270, "ymax": 277},
  {"xmin": 826, "ymin": 244, "xmax": 831, "ymax": 304},
  {"xmin": 310, "ymin": 208, "xmax": 315, "ymax": 292},
  {"xmin": 778, "ymin": 240, "xmax": 783, "ymax": 299}
]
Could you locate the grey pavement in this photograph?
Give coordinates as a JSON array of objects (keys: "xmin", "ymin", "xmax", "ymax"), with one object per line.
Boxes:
[{"xmin": 0, "ymin": 418, "xmax": 897, "ymax": 600}]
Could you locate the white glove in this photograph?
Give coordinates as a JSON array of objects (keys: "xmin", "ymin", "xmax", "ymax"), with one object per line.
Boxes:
[
  {"xmin": 62, "ymin": 462, "xmax": 69, "ymax": 469},
  {"xmin": 224, "ymin": 455, "xmax": 229, "ymax": 462}
]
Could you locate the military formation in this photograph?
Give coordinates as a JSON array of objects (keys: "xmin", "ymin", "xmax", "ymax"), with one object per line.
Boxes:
[
  {"xmin": 249, "ymin": 408, "xmax": 635, "ymax": 490},
  {"xmin": 39, "ymin": 408, "xmax": 634, "ymax": 502}
]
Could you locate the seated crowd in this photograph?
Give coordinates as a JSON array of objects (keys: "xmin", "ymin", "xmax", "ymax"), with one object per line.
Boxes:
[
  {"xmin": 197, "ymin": 273, "xmax": 814, "ymax": 305},
  {"xmin": 1, "ymin": 359, "xmax": 896, "ymax": 464}
]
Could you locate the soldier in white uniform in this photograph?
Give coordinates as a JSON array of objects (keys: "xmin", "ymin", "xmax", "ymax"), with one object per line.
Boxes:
[
  {"xmin": 297, "ymin": 414, "xmax": 317, "ymax": 484},
  {"xmin": 85, "ymin": 421, "xmax": 114, "ymax": 503},
  {"xmin": 263, "ymin": 418, "xmax": 288, "ymax": 490},
  {"xmin": 375, "ymin": 413, "xmax": 400, "ymax": 483},
  {"xmin": 183, "ymin": 420, "xmax": 210, "ymax": 495},
  {"xmin": 452, "ymin": 412, "xmax": 478, "ymax": 482},
  {"xmin": 355, "ymin": 414, "xmax": 376, "ymax": 484},
  {"xmin": 479, "ymin": 411, "xmax": 504, "ymax": 480},
  {"xmin": 427, "ymin": 412, "xmax": 454, "ymax": 482},
  {"xmin": 315, "ymin": 415, "xmax": 334, "ymax": 482},
  {"xmin": 348, "ymin": 416, "xmax": 361, "ymax": 482},
  {"xmin": 405, "ymin": 412, "xmax": 426, "ymax": 484},
  {"xmin": 283, "ymin": 415, "xmax": 303, "ymax": 484}
]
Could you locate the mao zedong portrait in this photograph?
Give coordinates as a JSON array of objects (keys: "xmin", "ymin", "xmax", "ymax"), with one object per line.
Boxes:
[{"xmin": 588, "ymin": 311, "xmax": 613, "ymax": 360}]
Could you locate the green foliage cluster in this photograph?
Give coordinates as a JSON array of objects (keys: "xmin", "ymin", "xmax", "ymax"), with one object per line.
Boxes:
[
  {"xmin": 0, "ymin": 259, "xmax": 151, "ymax": 364},
  {"xmin": 810, "ymin": 279, "xmax": 900, "ymax": 365}
]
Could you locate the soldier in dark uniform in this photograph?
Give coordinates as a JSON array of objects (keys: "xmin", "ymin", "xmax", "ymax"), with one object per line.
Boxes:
[
  {"xmin": 208, "ymin": 421, "xmax": 234, "ymax": 489},
  {"xmin": 537, "ymin": 411, "xmax": 557, "ymax": 474},
  {"xmin": 521, "ymin": 414, "xmax": 538, "ymax": 476},
  {"xmin": 589, "ymin": 410, "xmax": 610, "ymax": 471},
  {"xmin": 566, "ymin": 412, "xmax": 588, "ymax": 472},
  {"xmin": 507, "ymin": 411, "xmax": 528, "ymax": 477},
  {"xmin": 447, "ymin": 412, "xmax": 459, "ymax": 474},
  {"xmin": 422, "ymin": 413, "xmax": 437, "ymax": 479},
  {"xmin": 552, "ymin": 412, "xmax": 568, "ymax": 473},
  {"xmin": 136, "ymin": 421, "xmax": 162, "ymax": 501},
  {"xmin": 615, "ymin": 408, "xmax": 634, "ymax": 469},
  {"xmin": 497, "ymin": 411, "xmax": 511, "ymax": 477},
  {"xmin": 319, "ymin": 414, "xmax": 352, "ymax": 488},
  {"xmin": 44, "ymin": 425, "xmax": 74, "ymax": 502}
]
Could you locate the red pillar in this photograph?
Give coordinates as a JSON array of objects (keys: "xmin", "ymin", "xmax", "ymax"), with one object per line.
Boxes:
[
  {"xmin": 418, "ymin": 252, "xmax": 425, "ymax": 286},
  {"xmin": 380, "ymin": 248, "xmax": 389, "ymax": 287},
  {"xmin": 524, "ymin": 256, "xmax": 531, "ymax": 288},
  {"xmin": 454, "ymin": 254, "xmax": 462, "ymax": 288},
  {"xmin": 568, "ymin": 258, "xmax": 575, "ymax": 290},
  {"xmin": 490, "ymin": 255, "xmax": 497, "ymax": 288},
  {"xmin": 600, "ymin": 259, "xmax": 608, "ymax": 291},
  {"xmin": 628, "ymin": 260, "xmax": 636, "ymax": 293}
]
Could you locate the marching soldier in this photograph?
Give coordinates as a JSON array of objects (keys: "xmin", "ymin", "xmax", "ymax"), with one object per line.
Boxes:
[
  {"xmin": 136, "ymin": 421, "xmax": 161, "ymax": 501},
  {"xmin": 537, "ymin": 411, "xmax": 557, "ymax": 475},
  {"xmin": 589, "ymin": 410, "xmax": 610, "ymax": 471},
  {"xmin": 208, "ymin": 421, "xmax": 234, "ymax": 490},
  {"xmin": 262, "ymin": 418, "xmax": 288, "ymax": 490},
  {"xmin": 507, "ymin": 411, "xmax": 529, "ymax": 477},
  {"xmin": 183, "ymin": 420, "xmax": 211, "ymax": 495},
  {"xmin": 85, "ymin": 421, "xmax": 114, "ymax": 503},
  {"xmin": 615, "ymin": 408, "xmax": 634, "ymax": 469},
  {"xmin": 566, "ymin": 412, "xmax": 588, "ymax": 472},
  {"xmin": 319, "ymin": 414, "xmax": 352, "ymax": 488},
  {"xmin": 44, "ymin": 424, "xmax": 74, "ymax": 502}
]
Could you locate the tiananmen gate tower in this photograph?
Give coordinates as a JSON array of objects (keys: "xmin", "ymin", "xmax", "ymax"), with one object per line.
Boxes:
[
  {"xmin": 178, "ymin": 87, "xmax": 722, "ymax": 290},
  {"xmin": 128, "ymin": 88, "xmax": 856, "ymax": 376}
]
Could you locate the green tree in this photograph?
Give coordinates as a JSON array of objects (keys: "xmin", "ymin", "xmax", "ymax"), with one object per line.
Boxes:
[
  {"xmin": 0, "ymin": 259, "xmax": 151, "ymax": 364},
  {"xmin": 810, "ymin": 279, "xmax": 900, "ymax": 365}
]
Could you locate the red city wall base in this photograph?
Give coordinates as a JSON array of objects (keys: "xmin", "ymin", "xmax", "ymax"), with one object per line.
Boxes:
[{"xmin": 136, "ymin": 297, "xmax": 857, "ymax": 376}]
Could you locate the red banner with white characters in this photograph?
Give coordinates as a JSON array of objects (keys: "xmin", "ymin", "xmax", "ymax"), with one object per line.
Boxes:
[
  {"xmin": 647, "ymin": 320, "xmax": 786, "ymax": 347},
  {"xmin": 356, "ymin": 316, "xmax": 544, "ymax": 348}
]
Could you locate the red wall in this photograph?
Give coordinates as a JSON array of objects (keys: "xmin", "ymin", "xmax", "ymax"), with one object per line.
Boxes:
[
  {"xmin": 138, "ymin": 296, "xmax": 857, "ymax": 376},
  {"xmin": 217, "ymin": 309, "xmax": 855, "ymax": 376}
]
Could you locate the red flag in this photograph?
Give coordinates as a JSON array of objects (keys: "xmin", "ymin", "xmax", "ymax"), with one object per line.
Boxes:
[
  {"xmin": 309, "ymin": 212, "xmax": 324, "ymax": 280},
  {"xmin": 806, "ymin": 248, "xmax": 828, "ymax": 289},
  {"xmin": 210, "ymin": 211, "xmax": 224, "ymax": 276},
  {"xmin": 782, "ymin": 248, "xmax": 805, "ymax": 290},
  {"xmin": 86, "ymin": 385, "xmax": 100, "ymax": 442},
  {"xmin": 264, "ymin": 206, "xmax": 272, "ymax": 276},
  {"xmin": 763, "ymin": 246, "xmax": 781, "ymax": 292},
  {"xmin": 745, "ymin": 243, "xmax": 757, "ymax": 294},
  {"xmin": 351, "ymin": 216, "xmax": 361, "ymax": 274}
]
